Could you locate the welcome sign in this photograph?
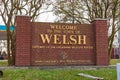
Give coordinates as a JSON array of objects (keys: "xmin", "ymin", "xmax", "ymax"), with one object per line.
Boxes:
[
  {"xmin": 31, "ymin": 22, "xmax": 94, "ymax": 65},
  {"xmin": 15, "ymin": 16, "xmax": 108, "ymax": 66},
  {"xmin": 32, "ymin": 23, "xmax": 93, "ymax": 47}
]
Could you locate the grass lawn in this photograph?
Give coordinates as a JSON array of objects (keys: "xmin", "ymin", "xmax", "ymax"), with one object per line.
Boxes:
[
  {"xmin": 110, "ymin": 59, "xmax": 120, "ymax": 65},
  {"xmin": 0, "ymin": 68, "xmax": 116, "ymax": 80},
  {"xmin": 0, "ymin": 59, "xmax": 118, "ymax": 80},
  {"xmin": 0, "ymin": 60, "xmax": 8, "ymax": 66}
]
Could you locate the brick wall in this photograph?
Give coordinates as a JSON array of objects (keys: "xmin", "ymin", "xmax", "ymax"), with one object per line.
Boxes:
[
  {"xmin": 92, "ymin": 19, "xmax": 109, "ymax": 65},
  {"xmin": 15, "ymin": 16, "xmax": 31, "ymax": 66},
  {"xmin": 15, "ymin": 16, "xmax": 109, "ymax": 66}
]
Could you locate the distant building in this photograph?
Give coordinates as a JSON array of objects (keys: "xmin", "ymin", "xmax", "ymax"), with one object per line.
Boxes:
[
  {"xmin": 0, "ymin": 25, "xmax": 14, "ymax": 55},
  {"xmin": 0, "ymin": 25, "xmax": 14, "ymax": 40}
]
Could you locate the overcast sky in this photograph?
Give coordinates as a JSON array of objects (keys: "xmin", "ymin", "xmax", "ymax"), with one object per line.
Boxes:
[
  {"xmin": 39, "ymin": 12, "xmax": 56, "ymax": 22},
  {"xmin": 0, "ymin": 16, "xmax": 4, "ymax": 25},
  {"xmin": 0, "ymin": 12, "xmax": 56, "ymax": 25},
  {"xmin": 0, "ymin": 2, "xmax": 56, "ymax": 25}
]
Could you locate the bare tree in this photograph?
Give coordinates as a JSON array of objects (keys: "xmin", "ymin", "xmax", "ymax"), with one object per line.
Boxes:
[
  {"xmin": 0, "ymin": 0, "xmax": 47, "ymax": 65},
  {"xmin": 53, "ymin": 0, "xmax": 120, "ymax": 62}
]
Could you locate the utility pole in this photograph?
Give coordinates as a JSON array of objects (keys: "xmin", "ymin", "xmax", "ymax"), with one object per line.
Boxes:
[
  {"xmin": 118, "ymin": 21, "xmax": 120, "ymax": 55},
  {"xmin": 118, "ymin": 0, "xmax": 120, "ymax": 57},
  {"xmin": 71, "ymin": 0, "xmax": 75, "ymax": 23}
]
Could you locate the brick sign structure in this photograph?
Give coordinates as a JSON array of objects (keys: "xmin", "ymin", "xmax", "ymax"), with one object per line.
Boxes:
[{"xmin": 15, "ymin": 16, "xmax": 108, "ymax": 66}]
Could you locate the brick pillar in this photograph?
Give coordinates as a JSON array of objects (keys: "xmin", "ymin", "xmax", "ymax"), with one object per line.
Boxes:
[
  {"xmin": 15, "ymin": 16, "xmax": 31, "ymax": 66},
  {"xmin": 92, "ymin": 19, "xmax": 109, "ymax": 65}
]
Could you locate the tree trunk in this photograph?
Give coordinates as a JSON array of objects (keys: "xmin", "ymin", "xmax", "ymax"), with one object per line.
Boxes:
[
  {"xmin": 6, "ymin": 25, "xmax": 11, "ymax": 66},
  {"xmin": 108, "ymin": 36, "xmax": 114, "ymax": 62},
  {"xmin": 10, "ymin": 34, "xmax": 15, "ymax": 65}
]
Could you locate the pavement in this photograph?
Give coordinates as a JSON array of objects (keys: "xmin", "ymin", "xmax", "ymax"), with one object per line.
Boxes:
[{"xmin": 0, "ymin": 65, "xmax": 116, "ymax": 70}]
